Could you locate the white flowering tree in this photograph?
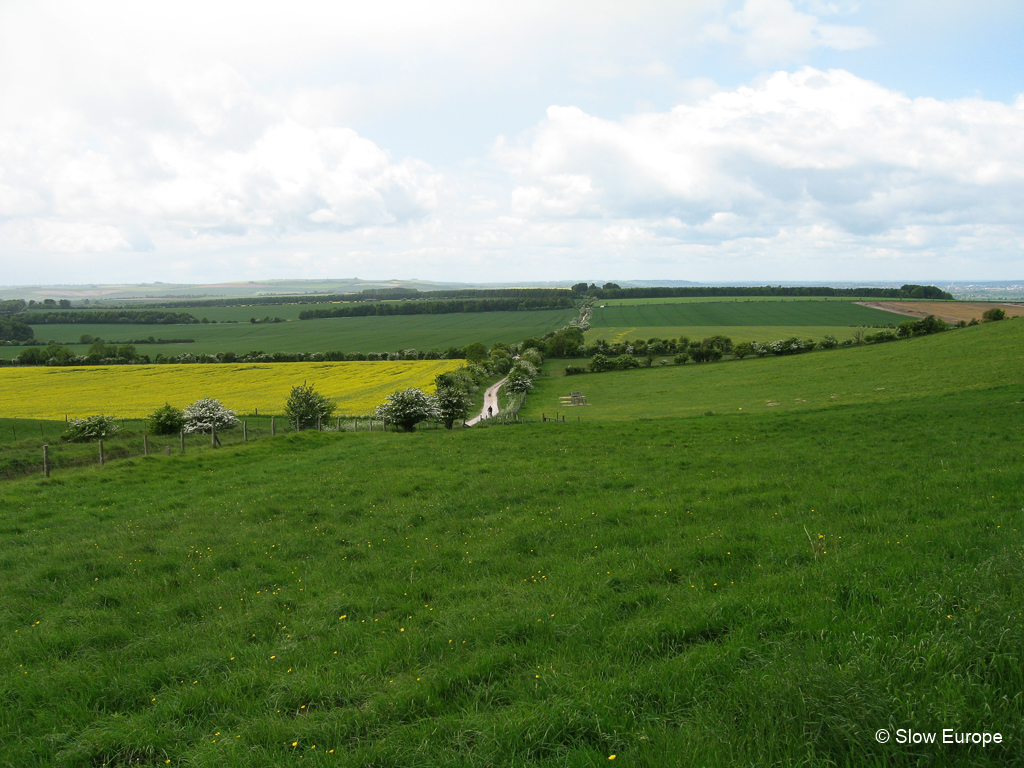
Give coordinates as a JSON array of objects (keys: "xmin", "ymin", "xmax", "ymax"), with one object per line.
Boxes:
[
  {"xmin": 62, "ymin": 415, "xmax": 120, "ymax": 443},
  {"xmin": 183, "ymin": 398, "xmax": 238, "ymax": 434},
  {"xmin": 374, "ymin": 388, "xmax": 439, "ymax": 432}
]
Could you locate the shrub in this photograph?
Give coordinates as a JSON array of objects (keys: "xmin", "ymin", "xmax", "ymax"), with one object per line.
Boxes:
[
  {"xmin": 589, "ymin": 354, "xmax": 615, "ymax": 372},
  {"xmin": 62, "ymin": 415, "xmax": 120, "ymax": 443},
  {"xmin": 564, "ymin": 365, "xmax": 587, "ymax": 376},
  {"xmin": 673, "ymin": 352, "xmax": 690, "ymax": 365},
  {"xmin": 147, "ymin": 403, "xmax": 184, "ymax": 435},
  {"xmin": 284, "ymin": 384, "xmax": 336, "ymax": 429},
  {"xmin": 982, "ymin": 308, "xmax": 1006, "ymax": 322},
  {"xmin": 819, "ymin": 335, "xmax": 839, "ymax": 349},
  {"xmin": 434, "ymin": 384, "xmax": 472, "ymax": 429},
  {"xmin": 183, "ymin": 398, "xmax": 238, "ymax": 434},
  {"xmin": 615, "ymin": 355, "xmax": 640, "ymax": 370},
  {"xmin": 374, "ymin": 388, "xmax": 439, "ymax": 432},
  {"xmin": 504, "ymin": 370, "xmax": 535, "ymax": 394}
]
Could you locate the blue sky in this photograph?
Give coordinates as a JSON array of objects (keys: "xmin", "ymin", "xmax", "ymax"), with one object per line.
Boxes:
[{"xmin": 1, "ymin": 0, "xmax": 1023, "ymax": 286}]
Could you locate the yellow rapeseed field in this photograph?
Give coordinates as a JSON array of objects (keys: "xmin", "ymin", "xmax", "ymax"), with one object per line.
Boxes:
[{"xmin": 0, "ymin": 360, "xmax": 465, "ymax": 420}]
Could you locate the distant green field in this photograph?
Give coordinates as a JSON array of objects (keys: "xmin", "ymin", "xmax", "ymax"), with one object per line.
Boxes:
[
  {"xmin": 525, "ymin": 319, "xmax": 1024, "ymax": 422},
  {"xmin": 590, "ymin": 300, "xmax": 899, "ymax": 329},
  {"xmin": 599, "ymin": 295, "xmax": 906, "ymax": 306},
  {"xmin": 9, "ymin": 309, "xmax": 576, "ymax": 359}
]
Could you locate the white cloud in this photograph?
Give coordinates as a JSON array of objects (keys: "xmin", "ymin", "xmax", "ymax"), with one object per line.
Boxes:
[
  {"xmin": 499, "ymin": 68, "xmax": 1024, "ymax": 236},
  {"xmin": 706, "ymin": 0, "xmax": 878, "ymax": 64},
  {"xmin": 0, "ymin": 63, "xmax": 440, "ymax": 257}
]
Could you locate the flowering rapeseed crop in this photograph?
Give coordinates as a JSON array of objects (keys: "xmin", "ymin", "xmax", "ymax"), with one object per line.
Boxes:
[{"xmin": 0, "ymin": 360, "xmax": 464, "ymax": 419}]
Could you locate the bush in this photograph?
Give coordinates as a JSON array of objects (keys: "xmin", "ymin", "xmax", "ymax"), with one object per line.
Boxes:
[
  {"xmin": 434, "ymin": 384, "xmax": 473, "ymax": 429},
  {"xmin": 589, "ymin": 354, "xmax": 615, "ymax": 372},
  {"xmin": 147, "ymin": 403, "xmax": 184, "ymax": 435},
  {"xmin": 615, "ymin": 355, "xmax": 640, "ymax": 370},
  {"xmin": 673, "ymin": 352, "xmax": 690, "ymax": 365},
  {"xmin": 504, "ymin": 370, "xmax": 535, "ymax": 394},
  {"xmin": 374, "ymin": 388, "xmax": 439, "ymax": 432},
  {"xmin": 982, "ymin": 308, "xmax": 1006, "ymax": 322},
  {"xmin": 183, "ymin": 398, "xmax": 238, "ymax": 434},
  {"xmin": 62, "ymin": 415, "xmax": 120, "ymax": 443},
  {"xmin": 284, "ymin": 384, "xmax": 336, "ymax": 429},
  {"xmin": 564, "ymin": 365, "xmax": 587, "ymax": 376}
]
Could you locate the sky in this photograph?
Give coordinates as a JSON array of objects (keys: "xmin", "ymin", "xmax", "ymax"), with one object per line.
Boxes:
[{"xmin": 1, "ymin": 0, "xmax": 1023, "ymax": 286}]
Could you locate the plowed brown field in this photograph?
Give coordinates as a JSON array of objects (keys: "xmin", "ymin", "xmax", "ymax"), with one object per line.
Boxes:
[{"xmin": 856, "ymin": 301, "xmax": 1024, "ymax": 323}]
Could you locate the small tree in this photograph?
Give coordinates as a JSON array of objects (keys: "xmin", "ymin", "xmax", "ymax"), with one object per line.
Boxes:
[
  {"xmin": 148, "ymin": 403, "xmax": 184, "ymax": 435},
  {"xmin": 504, "ymin": 369, "xmax": 535, "ymax": 394},
  {"xmin": 463, "ymin": 341, "xmax": 488, "ymax": 364},
  {"xmin": 285, "ymin": 383, "xmax": 336, "ymax": 429},
  {"xmin": 374, "ymin": 388, "xmax": 439, "ymax": 432},
  {"xmin": 183, "ymin": 398, "xmax": 238, "ymax": 434},
  {"xmin": 434, "ymin": 384, "xmax": 472, "ymax": 429},
  {"xmin": 62, "ymin": 415, "xmax": 120, "ymax": 443},
  {"xmin": 982, "ymin": 308, "xmax": 1006, "ymax": 322}
]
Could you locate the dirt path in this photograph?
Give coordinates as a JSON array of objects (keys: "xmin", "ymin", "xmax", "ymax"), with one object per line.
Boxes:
[{"xmin": 465, "ymin": 378, "xmax": 507, "ymax": 426}]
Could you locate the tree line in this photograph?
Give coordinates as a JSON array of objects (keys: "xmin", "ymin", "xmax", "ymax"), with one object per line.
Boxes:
[
  {"xmin": 19, "ymin": 310, "xmax": 199, "ymax": 325},
  {"xmin": 298, "ymin": 297, "xmax": 575, "ymax": 319}
]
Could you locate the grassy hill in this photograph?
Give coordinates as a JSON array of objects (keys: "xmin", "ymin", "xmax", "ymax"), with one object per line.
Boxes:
[
  {"xmin": 0, "ymin": 321, "xmax": 1021, "ymax": 766},
  {"xmin": 526, "ymin": 318, "xmax": 1024, "ymax": 421}
]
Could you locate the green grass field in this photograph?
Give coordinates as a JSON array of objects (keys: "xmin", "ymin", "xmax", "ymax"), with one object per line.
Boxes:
[
  {"xmin": 589, "ymin": 300, "xmax": 899, "ymax": 329},
  {"xmin": 585, "ymin": 324, "xmax": 870, "ymax": 345},
  {"xmin": 8, "ymin": 309, "xmax": 576, "ymax": 360},
  {"xmin": 530, "ymin": 320, "xmax": 1024, "ymax": 421},
  {"xmin": 1, "ymin": 320, "xmax": 1021, "ymax": 766},
  {"xmin": 599, "ymin": 296, "xmax": 919, "ymax": 306}
]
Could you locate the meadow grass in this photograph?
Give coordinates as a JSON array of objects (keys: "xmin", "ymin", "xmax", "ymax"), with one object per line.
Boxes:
[
  {"xmin": 1, "ymin": 390, "xmax": 1021, "ymax": 766},
  {"xmin": 6, "ymin": 309, "xmax": 577, "ymax": 360},
  {"xmin": 528, "ymin": 320, "xmax": 1024, "ymax": 422},
  {"xmin": 584, "ymin": 324, "xmax": 868, "ymax": 346},
  {"xmin": 0, "ymin": 320, "xmax": 1021, "ymax": 766}
]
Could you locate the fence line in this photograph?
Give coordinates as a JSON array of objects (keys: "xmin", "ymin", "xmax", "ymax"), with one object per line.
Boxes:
[{"xmin": 4, "ymin": 396, "xmax": 577, "ymax": 480}]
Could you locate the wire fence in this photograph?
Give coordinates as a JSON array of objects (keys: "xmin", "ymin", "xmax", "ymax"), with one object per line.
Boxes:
[
  {"xmin": 1, "ymin": 392, "xmax": 576, "ymax": 481},
  {"xmin": 0, "ymin": 414, "xmax": 451, "ymax": 482}
]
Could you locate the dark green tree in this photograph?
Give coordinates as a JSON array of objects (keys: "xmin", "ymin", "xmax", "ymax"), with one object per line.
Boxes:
[
  {"xmin": 285, "ymin": 384, "xmax": 336, "ymax": 429},
  {"xmin": 147, "ymin": 403, "xmax": 185, "ymax": 435}
]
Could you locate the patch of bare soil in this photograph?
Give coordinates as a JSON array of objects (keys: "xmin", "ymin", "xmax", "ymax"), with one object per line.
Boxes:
[{"xmin": 856, "ymin": 301, "xmax": 1024, "ymax": 324}]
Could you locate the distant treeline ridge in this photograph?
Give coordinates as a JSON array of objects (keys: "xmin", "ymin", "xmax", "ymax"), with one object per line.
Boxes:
[
  {"xmin": 298, "ymin": 297, "xmax": 576, "ymax": 320},
  {"xmin": 21, "ymin": 310, "xmax": 199, "ymax": 325}
]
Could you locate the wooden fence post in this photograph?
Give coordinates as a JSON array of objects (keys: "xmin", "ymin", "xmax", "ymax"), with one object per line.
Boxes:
[
  {"xmin": 165, "ymin": 446, "xmax": 172, "ymax": 456},
  {"xmin": 317, "ymin": 416, "xmax": 321, "ymax": 432},
  {"xmin": 243, "ymin": 420, "xmax": 247, "ymax": 442},
  {"xmin": 143, "ymin": 434, "xmax": 149, "ymax": 456},
  {"xmin": 180, "ymin": 429, "xmax": 185, "ymax": 453},
  {"xmin": 43, "ymin": 445, "xmax": 50, "ymax": 478},
  {"xmin": 271, "ymin": 416, "xmax": 276, "ymax": 436},
  {"xmin": 98, "ymin": 440, "xmax": 104, "ymax": 466},
  {"xmin": 211, "ymin": 424, "xmax": 217, "ymax": 448}
]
